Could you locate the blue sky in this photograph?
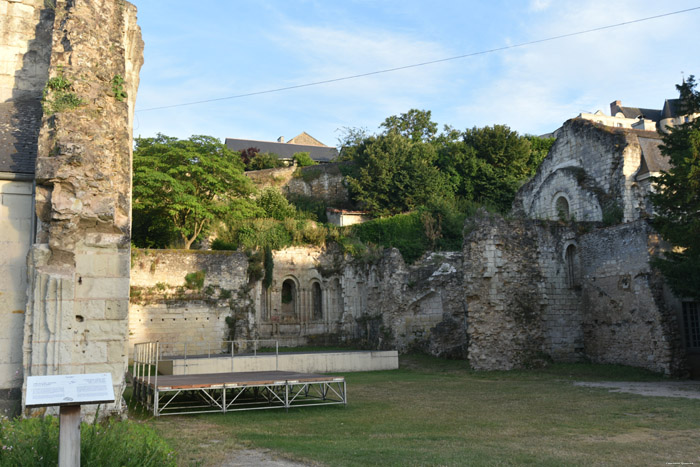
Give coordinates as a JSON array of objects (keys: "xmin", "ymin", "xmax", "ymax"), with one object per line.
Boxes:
[{"xmin": 133, "ymin": 1, "xmax": 700, "ymax": 147}]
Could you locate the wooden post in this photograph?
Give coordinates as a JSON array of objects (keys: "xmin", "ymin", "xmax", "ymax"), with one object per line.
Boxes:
[{"xmin": 59, "ymin": 405, "xmax": 81, "ymax": 467}]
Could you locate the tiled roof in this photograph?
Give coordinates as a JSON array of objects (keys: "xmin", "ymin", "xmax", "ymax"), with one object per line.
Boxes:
[
  {"xmin": 619, "ymin": 106, "xmax": 661, "ymax": 121},
  {"xmin": 225, "ymin": 138, "xmax": 338, "ymax": 162},
  {"xmin": 661, "ymin": 99, "xmax": 682, "ymax": 119},
  {"xmin": 637, "ymin": 136, "xmax": 669, "ymax": 176},
  {"xmin": 0, "ymin": 99, "xmax": 42, "ymax": 174}
]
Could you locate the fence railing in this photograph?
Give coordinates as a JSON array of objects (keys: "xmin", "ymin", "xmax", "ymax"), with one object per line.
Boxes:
[{"xmin": 134, "ymin": 340, "xmax": 280, "ymax": 375}]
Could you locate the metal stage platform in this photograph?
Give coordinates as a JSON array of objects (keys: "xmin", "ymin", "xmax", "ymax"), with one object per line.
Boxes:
[{"xmin": 132, "ymin": 342, "xmax": 347, "ymax": 416}]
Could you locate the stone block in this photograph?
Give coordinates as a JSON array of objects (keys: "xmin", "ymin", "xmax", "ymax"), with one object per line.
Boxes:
[
  {"xmin": 105, "ymin": 299, "xmax": 128, "ymax": 320},
  {"xmin": 75, "ymin": 277, "xmax": 130, "ymax": 300}
]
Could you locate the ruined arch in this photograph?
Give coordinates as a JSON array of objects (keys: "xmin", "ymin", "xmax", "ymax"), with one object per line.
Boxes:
[
  {"xmin": 564, "ymin": 243, "xmax": 579, "ymax": 288},
  {"xmin": 311, "ymin": 281, "xmax": 323, "ymax": 321},
  {"xmin": 281, "ymin": 276, "xmax": 299, "ymax": 317},
  {"xmin": 554, "ymin": 193, "xmax": 570, "ymax": 221}
]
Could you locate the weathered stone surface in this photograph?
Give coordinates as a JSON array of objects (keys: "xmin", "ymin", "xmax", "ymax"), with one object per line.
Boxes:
[{"xmin": 21, "ymin": 0, "xmax": 143, "ymax": 417}]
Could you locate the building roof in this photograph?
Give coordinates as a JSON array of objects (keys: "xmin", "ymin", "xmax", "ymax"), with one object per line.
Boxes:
[
  {"xmin": 637, "ymin": 136, "xmax": 670, "ymax": 176},
  {"xmin": 618, "ymin": 106, "xmax": 661, "ymax": 121},
  {"xmin": 0, "ymin": 99, "xmax": 42, "ymax": 175},
  {"xmin": 225, "ymin": 136, "xmax": 338, "ymax": 162},
  {"xmin": 661, "ymin": 99, "xmax": 682, "ymax": 119}
]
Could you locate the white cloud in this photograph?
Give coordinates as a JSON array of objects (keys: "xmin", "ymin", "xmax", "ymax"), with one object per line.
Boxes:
[{"xmin": 529, "ymin": 0, "xmax": 552, "ymax": 12}]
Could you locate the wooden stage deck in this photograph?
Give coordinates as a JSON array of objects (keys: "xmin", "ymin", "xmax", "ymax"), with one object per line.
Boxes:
[{"xmin": 132, "ymin": 370, "xmax": 347, "ymax": 416}]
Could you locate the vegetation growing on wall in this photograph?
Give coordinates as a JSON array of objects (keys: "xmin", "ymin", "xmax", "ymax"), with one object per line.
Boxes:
[{"xmin": 41, "ymin": 67, "xmax": 84, "ymax": 114}]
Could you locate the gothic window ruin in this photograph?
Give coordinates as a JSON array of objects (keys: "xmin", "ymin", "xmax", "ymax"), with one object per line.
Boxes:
[
  {"xmin": 565, "ymin": 244, "xmax": 578, "ymax": 288},
  {"xmin": 312, "ymin": 281, "xmax": 323, "ymax": 321},
  {"xmin": 683, "ymin": 301, "xmax": 700, "ymax": 350},
  {"xmin": 281, "ymin": 279, "xmax": 297, "ymax": 317},
  {"xmin": 555, "ymin": 196, "xmax": 570, "ymax": 221}
]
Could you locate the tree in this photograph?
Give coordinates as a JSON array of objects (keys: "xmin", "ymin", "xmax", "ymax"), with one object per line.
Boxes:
[
  {"xmin": 380, "ymin": 109, "xmax": 438, "ymax": 142},
  {"xmin": 133, "ymin": 134, "xmax": 254, "ymax": 249},
  {"xmin": 346, "ymin": 133, "xmax": 449, "ymax": 215},
  {"xmin": 651, "ymin": 75, "xmax": 700, "ymax": 300}
]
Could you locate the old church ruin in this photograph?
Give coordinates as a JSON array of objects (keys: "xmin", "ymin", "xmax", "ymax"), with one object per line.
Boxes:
[{"xmin": 0, "ymin": 0, "xmax": 697, "ymax": 419}]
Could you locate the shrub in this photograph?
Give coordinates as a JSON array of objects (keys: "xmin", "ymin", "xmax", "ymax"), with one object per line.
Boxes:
[
  {"xmin": 184, "ymin": 270, "xmax": 206, "ymax": 290},
  {"xmin": 0, "ymin": 416, "xmax": 176, "ymax": 467},
  {"xmin": 293, "ymin": 151, "xmax": 317, "ymax": 167}
]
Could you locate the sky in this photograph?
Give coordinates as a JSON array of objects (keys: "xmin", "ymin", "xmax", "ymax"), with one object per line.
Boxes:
[{"xmin": 132, "ymin": 1, "xmax": 700, "ymax": 148}]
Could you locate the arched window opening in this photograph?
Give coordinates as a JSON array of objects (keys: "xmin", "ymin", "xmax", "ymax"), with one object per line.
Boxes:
[
  {"xmin": 312, "ymin": 282, "xmax": 322, "ymax": 320},
  {"xmin": 281, "ymin": 279, "xmax": 296, "ymax": 316},
  {"xmin": 565, "ymin": 244, "xmax": 578, "ymax": 288},
  {"xmin": 556, "ymin": 196, "xmax": 570, "ymax": 221}
]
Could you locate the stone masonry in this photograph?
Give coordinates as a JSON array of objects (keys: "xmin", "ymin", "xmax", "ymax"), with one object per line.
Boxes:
[{"xmin": 21, "ymin": 0, "xmax": 143, "ymax": 416}]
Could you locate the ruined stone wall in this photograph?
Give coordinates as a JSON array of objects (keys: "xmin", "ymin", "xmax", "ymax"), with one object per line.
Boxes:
[
  {"xmin": 463, "ymin": 212, "xmax": 582, "ymax": 370},
  {"xmin": 0, "ymin": 0, "xmax": 53, "ymax": 102},
  {"xmin": 513, "ymin": 119, "xmax": 661, "ymax": 223},
  {"xmin": 22, "ymin": 0, "xmax": 143, "ymax": 416},
  {"xmin": 128, "ymin": 249, "xmax": 249, "ymax": 358},
  {"xmin": 578, "ymin": 221, "xmax": 685, "ymax": 375}
]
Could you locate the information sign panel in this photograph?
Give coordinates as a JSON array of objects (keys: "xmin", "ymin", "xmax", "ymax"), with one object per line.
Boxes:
[{"xmin": 26, "ymin": 373, "xmax": 115, "ymax": 407}]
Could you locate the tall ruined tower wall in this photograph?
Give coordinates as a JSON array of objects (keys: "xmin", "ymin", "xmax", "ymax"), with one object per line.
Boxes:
[{"xmin": 0, "ymin": 0, "xmax": 143, "ymax": 416}]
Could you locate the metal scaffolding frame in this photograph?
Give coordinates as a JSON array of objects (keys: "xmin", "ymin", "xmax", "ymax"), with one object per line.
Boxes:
[{"xmin": 132, "ymin": 342, "xmax": 347, "ymax": 416}]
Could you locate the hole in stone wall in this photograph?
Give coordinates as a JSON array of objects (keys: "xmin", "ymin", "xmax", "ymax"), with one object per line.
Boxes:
[{"xmin": 75, "ymin": 315, "xmax": 84, "ymax": 322}]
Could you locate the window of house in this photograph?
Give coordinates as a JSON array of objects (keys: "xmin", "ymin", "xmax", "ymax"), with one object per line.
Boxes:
[{"xmin": 683, "ymin": 301, "xmax": 700, "ymax": 351}]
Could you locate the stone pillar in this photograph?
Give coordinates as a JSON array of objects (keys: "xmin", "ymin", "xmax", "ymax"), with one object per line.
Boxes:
[{"xmin": 22, "ymin": 0, "xmax": 143, "ymax": 416}]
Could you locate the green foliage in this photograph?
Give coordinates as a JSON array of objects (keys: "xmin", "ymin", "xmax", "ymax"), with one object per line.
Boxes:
[
  {"xmin": 651, "ymin": 75, "xmax": 700, "ymax": 300},
  {"xmin": 246, "ymin": 151, "xmax": 284, "ymax": 171},
  {"xmin": 132, "ymin": 134, "xmax": 254, "ymax": 249},
  {"xmin": 602, "ymin": 203, "xmax": 624, "ymax": 226},
  {"xmin": 184, "ymin": 270, "xmax": 205, "ymax": 290},
  {"xmin": 351, "ymin": 212, "xmax": 427, "ymax": 263},
  {"xmin": 256, "ymin": 188, "xmax": 297, "ymax": 220},
  {"xmin": 42, "ymin": 68, "xmax": 84, "ymax": 114},
  {"xmin": 380, "ymin": 109, "xmax": 438, "ymax": 142},
  {"xmin": 287, "ymin": 194, "xmax": 328, "ymax": 222},
  {"xmin": 246, "ymin": 249, "xmax": 264, "ymax": 282},
  {"xmin": 346, "ymin": 133, "xmax": 448, "ymax": 216},
  {"xmin": 293, "ymin": 151, "xmax": 317, "ymax": 167},
  {"xmin": 0, "ymin": 416, "xmax": 175, "ymax": 466},
  {"xmin": 111, "ymin": 74, "xmax": 127, "ymax": 101}
]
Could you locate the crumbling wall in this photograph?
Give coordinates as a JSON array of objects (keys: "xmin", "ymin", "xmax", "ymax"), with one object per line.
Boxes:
[
  {"xmin": 129, "ymin": 250, "xmax": 250, "ymax": 358},
  {"xmin": 22, "ymin": 0, "xmax": 143, "ymax": 416},
  {"xmin": 463, "ymin": 212, "xmax": 582, "ymax": 370},
  {"xmin": 578, "ymin": 221, "xmax": 685, "ymax": 375},
  {"xmin": 245, "ymin": 163, "xmax": 350, "ymax": 205}
]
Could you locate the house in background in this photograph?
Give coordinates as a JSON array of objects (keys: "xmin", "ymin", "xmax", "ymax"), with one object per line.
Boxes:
[
  {"xmin": 578, "ymin": 97, "xmax": 699, "ymax": 133},
  {"xmin": 225, "ymin": 132, "xmax": 338, "ymax": 163}
]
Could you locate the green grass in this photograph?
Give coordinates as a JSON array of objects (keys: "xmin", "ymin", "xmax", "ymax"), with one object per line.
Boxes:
[{"xmin": 143, "ymin": 354, "xmax": 700, "ymax": 466}]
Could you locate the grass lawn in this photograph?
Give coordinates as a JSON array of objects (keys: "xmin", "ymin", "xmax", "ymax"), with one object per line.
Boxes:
[{"xmin": 139, "ymin": 354, "xmax": 700, "ymax": 466}]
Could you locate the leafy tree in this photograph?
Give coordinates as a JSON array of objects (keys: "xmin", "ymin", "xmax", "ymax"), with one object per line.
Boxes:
[
  {"xmin": 132, "ymin": 134, "xmax": 254, "ymax": 249},
  {"xmin": 346, "ymin": 133, "xmax": 449, "ymax": 215},
  {"xmin": 246, "ymin": 151, "xmax": 283, "ymax": 171},
  {"xmin": 256, "ymin": 188, "xmax": 298, "ymax": 220},
  {"xmin": 380, "ymin": 109, "xmax": 438, "ymax": 142},
  {"xmin": 651, "ymin": 75, "xmax": 700, "ymax": 300},
  {"xmin": 293, "ymin": 151, "xmax": 317, "ymax": 167}
]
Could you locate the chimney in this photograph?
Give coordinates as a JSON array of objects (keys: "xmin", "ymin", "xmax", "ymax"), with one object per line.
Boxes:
[
  {"xmin": 277, "ymin": 136, "xmax": 285, "ymax": 143},
  {"xmin": 610, "ymin": 100, "xmax": 622, "ymax": 116}
]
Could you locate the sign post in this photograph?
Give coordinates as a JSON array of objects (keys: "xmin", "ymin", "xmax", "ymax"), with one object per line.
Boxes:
[{"xmin": 26, "ymin": 373, "xmax": 115, "ymax": 467}]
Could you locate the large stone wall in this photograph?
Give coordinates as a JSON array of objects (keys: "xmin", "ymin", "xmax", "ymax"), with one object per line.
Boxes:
[
  {"xmin": 245, "ymin": 163, "xmax": 350, "ymax": 206},
  {"xmin": 128, "ymin": 249, "xmax": 249, "ymax": 357},
  {"xmin": 578, "ymin": 221, "xmax": 685, "ymax": 375},
  {"xmin": 463, "ymin": 212, "xmax": 582, "ymax": 370},
  {"xmin": 22, "ymin": 0, "xmax": 143, "ymax": 416}
]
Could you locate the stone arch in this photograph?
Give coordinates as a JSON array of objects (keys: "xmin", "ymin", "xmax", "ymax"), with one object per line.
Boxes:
[
  {"xmin": 281, "ymin": 276, "xmax": 299, "ymax": 317},
  {"xmin": 553, "ymin": 193, "xmax": 570, "ymax": 221},
  {"xmin": 311, "ymin": 280, "xmax": 323, "ymax": 321},
  {"xmin": 564, "ymin": 243, "xmax": 579, "ymax": 288}
]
